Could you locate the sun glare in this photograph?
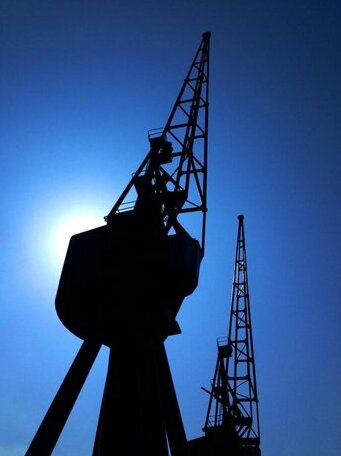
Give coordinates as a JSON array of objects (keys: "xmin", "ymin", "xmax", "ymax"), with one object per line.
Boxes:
[{"xmin": 50, "ymin": 211, "xmax": 105, "ymax": 269}]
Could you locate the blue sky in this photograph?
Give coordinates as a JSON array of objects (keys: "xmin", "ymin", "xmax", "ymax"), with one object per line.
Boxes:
[{"xmin": 1, "ymin": 1, "xmax": 340, "ymax": 455}]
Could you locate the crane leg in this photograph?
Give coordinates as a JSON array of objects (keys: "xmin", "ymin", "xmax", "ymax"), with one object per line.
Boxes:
[
  {"xmin": 158, "ymin": 342, "xmax": 188, "ymax": 456},
  {"xmin": 92, "ymin": 335, "xmax": 169, "ymax": 456},
  {"xmin": 92, "ymin": 336, "xmax": 188, "ymax": 456},
  {"xmin": 25, "ymin": 339, "xmax": 101, "ymax": 456}
]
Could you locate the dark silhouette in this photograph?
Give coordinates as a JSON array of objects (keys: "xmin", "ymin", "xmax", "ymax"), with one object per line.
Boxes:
[
  {"xmin": 25, "ymin": 32, "xmax": 210, "ymax": 456},
  {"xmin": 188, "ymin": 215, "xmax": 261, "ymax": 456}
]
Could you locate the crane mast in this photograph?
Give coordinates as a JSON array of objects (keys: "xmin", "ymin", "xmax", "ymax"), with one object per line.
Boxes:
[{"xmin": 25, "ymin": 32, "xmax": 210, "ymax": 456}]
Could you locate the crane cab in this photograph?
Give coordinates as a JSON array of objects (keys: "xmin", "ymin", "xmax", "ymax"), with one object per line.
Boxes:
[
  {"xmin": 148, "ymin": 132, "xmax": 173, "ymax": 164},
  {"xmin": 55, "ymin": 210, "xmax": 201, "ymax": 346}
]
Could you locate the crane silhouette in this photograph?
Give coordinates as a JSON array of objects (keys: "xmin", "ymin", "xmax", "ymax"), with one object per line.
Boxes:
[
  {"xmin": 26, "ymin": 32, "xmax": 210, "ymax": 456},
  {"xmin": 189, "ymin": 215, "xmax": 261, "ymax": 456}
]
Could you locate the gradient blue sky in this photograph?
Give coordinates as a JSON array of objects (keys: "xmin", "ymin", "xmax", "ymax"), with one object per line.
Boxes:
[{"xmin": 1, "ymin": 1, "xmax": 340, "ymax": 455}]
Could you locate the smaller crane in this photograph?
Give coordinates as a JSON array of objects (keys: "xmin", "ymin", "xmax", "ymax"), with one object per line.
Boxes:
[{"xmin": 189, "ymin": 215, "xmax": 261, "ymax": 456}]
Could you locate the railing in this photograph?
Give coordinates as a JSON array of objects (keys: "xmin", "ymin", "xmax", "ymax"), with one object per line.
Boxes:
[{"xmin": 148, "ymin": 127, "xmax": 164, "ymax": 139}]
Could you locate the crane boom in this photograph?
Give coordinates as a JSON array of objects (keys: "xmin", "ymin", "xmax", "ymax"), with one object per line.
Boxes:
[{"xmin": 106, "ymin": 31, "xmax": 210, "ymax": 256}]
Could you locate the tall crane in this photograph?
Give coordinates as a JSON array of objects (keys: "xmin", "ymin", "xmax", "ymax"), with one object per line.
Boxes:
[
  {"xmin": 25, "ymin": 32, "xmax": 210, "ymax": 456},
  {"xmin": 189, "ymin": 215, "xmax": 261, "ymax": 456}
]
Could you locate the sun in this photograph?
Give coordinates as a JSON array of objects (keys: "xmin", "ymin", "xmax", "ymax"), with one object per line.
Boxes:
[
  {"xmin": 50, "ymin": 210, "xmax": 105, "ymax": 269},
  {"xmin": 24, "ymin": 193, "xmax": 112, "ymax": 304}
]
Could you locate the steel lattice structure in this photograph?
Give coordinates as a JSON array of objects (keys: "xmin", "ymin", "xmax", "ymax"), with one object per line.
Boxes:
[
  {"xmin": 106, "ymin": 32, "xmax": 210, "ymax": 255},
  {"xmin": 201, "ymin": 215, "xmax": 260, "ymax": 455}
]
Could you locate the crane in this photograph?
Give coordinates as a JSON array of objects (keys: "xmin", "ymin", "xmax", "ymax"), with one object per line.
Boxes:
[
  {"xmin": 25, "ymin": 32, "xmax": 210, "ymax": 456},
  {"xmin": 189, "ymin": 215, "xmax": 261, "ymax": 456}
]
